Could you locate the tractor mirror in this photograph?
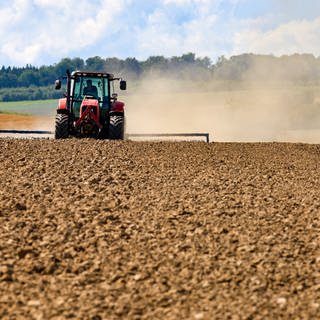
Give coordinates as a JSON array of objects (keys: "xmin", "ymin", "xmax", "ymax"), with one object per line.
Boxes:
[
  {"xmin": 120, "ymin": 80, "xmax": 127, "ymax": 90},
  {"xmin": 55, "ymin": 80, "xmax": 61, "ymax": 90}
]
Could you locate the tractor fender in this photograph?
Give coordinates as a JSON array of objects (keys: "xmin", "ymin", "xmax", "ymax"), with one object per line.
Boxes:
[
  {"xmin": 57, "ymin": 98, "xmax": 67, "ymax": 110},
  {"xmin": 111, "ymin": 101, "xmax": 125, "ymax": 112},
  {"xmin": 56, "ymin": 98, "xmax": 69, "ymax": 114}
]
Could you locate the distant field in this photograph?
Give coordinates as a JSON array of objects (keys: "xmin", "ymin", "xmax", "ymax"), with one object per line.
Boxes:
[{"xmin": 0, "ymin": 100, "xmax": 56, "ymax": 117}]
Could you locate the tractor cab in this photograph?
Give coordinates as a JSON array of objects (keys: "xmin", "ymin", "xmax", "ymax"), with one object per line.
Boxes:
[
  {"xmin": 71, "ymin": 72, "xmax": 110, "ymax": 120},
  {"xmin": 54, "ymin": 70, "xmax": 126, "ymax": 139}
]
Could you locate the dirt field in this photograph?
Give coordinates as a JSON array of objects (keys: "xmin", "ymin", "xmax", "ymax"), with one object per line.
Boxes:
[
  {"xmin": 0, "ymin": 114, "xmax": 53, "ymax": 131},
  {"xmin": 1, "ymin": 139, "xmax": 320, "ymax": 319},
  {"xmin": 0, "ymin": 114, "xmax": 36, "ymax": 130}
]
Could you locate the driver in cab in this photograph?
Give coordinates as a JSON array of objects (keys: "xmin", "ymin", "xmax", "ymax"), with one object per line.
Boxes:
[{"xmin": 83, "ymin": 79, "xmax": 98, "ymax": 97}]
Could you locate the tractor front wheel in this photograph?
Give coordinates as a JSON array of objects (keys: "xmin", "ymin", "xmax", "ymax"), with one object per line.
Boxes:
[
  {"xmin": 55, "ymin": 113, "xmax": 69, "ymax": 139},
  {"xmin": 109, "ymin": 114, "xmax": 124, "ymax": 140}
]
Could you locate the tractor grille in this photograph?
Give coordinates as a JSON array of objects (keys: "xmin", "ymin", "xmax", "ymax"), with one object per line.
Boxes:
[{"xmin": 81, "ymin": 105, "xmax": 98, "ymax": 116}]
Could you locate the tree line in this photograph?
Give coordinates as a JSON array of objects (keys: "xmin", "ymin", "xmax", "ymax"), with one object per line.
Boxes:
[{"xmin": 0, "ymin": 53, "xmax": 319, "ymax": 101}]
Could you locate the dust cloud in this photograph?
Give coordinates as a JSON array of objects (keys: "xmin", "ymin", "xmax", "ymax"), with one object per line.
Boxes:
[
  {"xmin": 32, "ymin": 116, "xmax": 55, "ymax": 132},
  {"xmin": 124, "ymin": 74, "xmax": 320, "ymax": 143},
  {"xmin": 2, "ymin": 77, "xmax": 319, "ymax": 143}
]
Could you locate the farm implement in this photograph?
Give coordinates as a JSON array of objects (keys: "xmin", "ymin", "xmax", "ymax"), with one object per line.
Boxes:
[{"xmin": 127, "ymin": 133, "xmax": 210, "ymax": 143}]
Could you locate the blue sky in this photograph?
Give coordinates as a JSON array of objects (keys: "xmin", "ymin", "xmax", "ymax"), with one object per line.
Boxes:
[{"xmin": 0, "ymin": 0, "xmax": 319, "ymax": 66}]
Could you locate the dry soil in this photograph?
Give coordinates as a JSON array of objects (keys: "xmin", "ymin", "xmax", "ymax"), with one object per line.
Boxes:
[
  {"xmin": 0, "ymin": 114, "xmax": 53, "ymax": 131},
  {"xmin": 1, "ymin": 139, "xmax": 320, "ymax": 319},
  {"xmin": 0, "ymin": 114, "xmax": 38, "ymax": 130}
]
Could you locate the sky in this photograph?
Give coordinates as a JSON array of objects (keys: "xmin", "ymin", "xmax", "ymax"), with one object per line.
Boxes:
[{"xmin": 0, "ymin": 0, "xmax": 319, "ymax": 67}]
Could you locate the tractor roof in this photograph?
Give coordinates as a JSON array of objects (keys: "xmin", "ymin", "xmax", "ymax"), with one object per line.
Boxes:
[{"xmin": 71, "ymin": 70, "xmax": 115, "ymax": 79}]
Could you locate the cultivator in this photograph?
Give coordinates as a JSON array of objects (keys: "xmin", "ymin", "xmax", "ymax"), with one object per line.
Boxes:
[
  {"xmin": 127, "ymin": 133, "xmax": 210, "ymax": 143},
  {"xmin": 0, "ymin": 129, "xmax": 53, "ymax": 134},
  {"xmin": 0, "ymin": 130, "xmax": 210, "ymax": 142}
]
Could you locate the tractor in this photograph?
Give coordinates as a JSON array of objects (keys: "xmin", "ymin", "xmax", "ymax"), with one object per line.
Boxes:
[{"xmin": 54, "ymin": 70, "xmax": 127, "ymax": 139}]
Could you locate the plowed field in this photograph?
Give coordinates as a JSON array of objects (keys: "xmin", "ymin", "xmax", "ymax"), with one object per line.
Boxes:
[{"xmin": 1, "ymin": 139, "xmax": 320, "ymax": 319}]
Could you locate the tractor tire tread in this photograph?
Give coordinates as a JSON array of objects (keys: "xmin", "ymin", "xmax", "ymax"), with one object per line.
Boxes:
[
  {"xmin": 109, "ymin": 115, "xmax": 124, "ymax": 140},
  {"xmin": 55, "ymin": 113, "xmax": 69, "ymax": 139}
]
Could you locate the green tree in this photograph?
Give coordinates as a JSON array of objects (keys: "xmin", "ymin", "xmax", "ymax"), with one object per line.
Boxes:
[
  {"xmin": 18, "ymin": 70, "xmax": 39, "ymax": 87},
  {"xmin": 85, "ymin": 56, "xmax": 106, "ymax": 71}
]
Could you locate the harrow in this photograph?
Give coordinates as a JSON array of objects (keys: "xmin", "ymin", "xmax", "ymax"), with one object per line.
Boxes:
[
  {"xmin": 0, "ymin": 130, "xmax": 210, "ymax": 142},
  {"xmin": 127, "ymin": 133, "xmax": 210, "ymax": 143},
  {"xmin": 0, "ymin": 129, "xmax": 53, "ymax": 135}
]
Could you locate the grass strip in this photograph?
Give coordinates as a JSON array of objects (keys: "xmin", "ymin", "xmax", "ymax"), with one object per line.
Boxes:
[{"xmin": 0, "ymin": 110, "xmax": 32, "ymax": 116}]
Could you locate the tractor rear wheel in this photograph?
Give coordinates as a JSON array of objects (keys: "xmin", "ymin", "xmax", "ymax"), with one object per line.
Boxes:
[
  {"xmin": 55, "ymin": 113, "xmax": 69, "ymax": 139},
  {"xmin": 109, "ymin": 114, "xmax": 124, "ymax": 140},
  {"xmin": 98, "ymin": 123, "xmax": 109, "ymax": 139}
]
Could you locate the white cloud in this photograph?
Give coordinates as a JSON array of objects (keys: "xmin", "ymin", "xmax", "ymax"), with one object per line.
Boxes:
[
  {"xmin": 134, "ymin": 2, "xmax": 221, "ymax": 59},
  {"xmin": 0, "ymin": 0, "xmax": 127, "ymax": 65},
  {"xmin": 163, "ymin": 0, "xmax": 191, "ymax": 4},
  {"xmin": 233, "ymin": 17, "xmax": 320, "ymax": 57},
  {"xmin": 163, "ymin": 0, "xmax": 214, "ymax": 4},
  {"xmin": 0, "ymin": 0, "xmax": 29, "ymax": 32},
  {"xmin": 0, "ymin": 0, "xmax": 319, "ymax": 66},
  {"xmin": 32, "ymin": 0, "xmax": 69, "ymax": 9},
  {"xmin": 132, "ymin": 0, "xmax": 259, "ymax": 60}
]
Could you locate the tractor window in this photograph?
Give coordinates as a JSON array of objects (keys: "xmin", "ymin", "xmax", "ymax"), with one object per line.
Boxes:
[
  {"xmin": 72, "ymin": 76, "xmax": 109, "ymax": 118},
  {"xmin": 73, "ymin": 77, "xmax": 82, "ymax": 99},
  {"xmin": 73, "ymin": 76, "xmax": 109, "ymax": 101}
]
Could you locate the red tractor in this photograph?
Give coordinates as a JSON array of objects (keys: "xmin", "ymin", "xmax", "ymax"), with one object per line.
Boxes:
[{"xmin": 54, "ymin": 70, "xmax": 127, "ymax": 139}]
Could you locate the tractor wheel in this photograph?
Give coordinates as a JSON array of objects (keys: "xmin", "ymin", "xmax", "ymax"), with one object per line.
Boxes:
[
  {"xmin": 55, "ymin": 113, "xmax": 69, "ymax": 139},
  {"xmin": 109, "ymin": 114, "xmax": 124, "ymax": 140},
  {"xmin": 98, "ymin": 123, "xmax": 109, "ymax": 139}
]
